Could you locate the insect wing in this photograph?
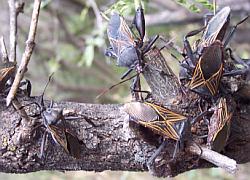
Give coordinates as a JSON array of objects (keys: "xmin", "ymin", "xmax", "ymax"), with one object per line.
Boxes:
[
  {"xmin": 107, "ymin": 12, "xmax": 121, "ymax": 55},
  {"xmin": 138, "ymin": 119, "xmax": 180, "ymax": 140},
  {"xmin": 145, "ymin": 103, "xmax": 187, "ymax": 123},
  {"xmin": 119, "ymin": 15, "xmax": 135, "ymax": 44},
  {"xmin": 212, "ymin": 98, "xmax": 232, "ymax": 141},
  {"xmin": 189, "ymin": 41, "xmax": 223, "ymax": 96},
  {"xmin": 124, "ymin": 102, "xmax": 178, "ymax": 140},
  {"xmin": 201, "ymin": 41, "xmax": 223, "ymax": 95},
  {"xmin": 210, "ymin": 122, "xmax": 230, "ymax": 152},
  {"xmin": 107, "ymin": 12, "xmax": 135, "ymax": 57},
  {"xmin": 207, "ymin": 98, "xmax": 233, "ymax": 151},
  {"xmin": 0, "ymin": 66, "xmax": 14, "ymax": 81},
  {"xmin": 141, "ymin": 103, "xmax": 187, "ymax": 140},
  {"xmin": 0, "ymin": 66, "xmax": 15, "ymax": 90},
  {"xmin": 201, "ymin": 6, "xmax": 230, "ymax": 47},
  {"xmin": 65, "ymin": 129, "xmax": 81, "ymax": 159},
  {"xmin": 123, "ymin": 102, "xmax": 187, "ymax": 140},
  {"xmin": 47, "ymin": 124, "xmax": 69, "ymax": 154},
  {"xmin": 123, "ymin": 102, "xmax": 159, "ymax": 122}
]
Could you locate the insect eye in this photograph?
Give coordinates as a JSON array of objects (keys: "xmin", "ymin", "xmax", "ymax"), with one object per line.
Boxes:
[{"xmin": 46, "ymin": 108, "xmax": 52, "ymax": 113}]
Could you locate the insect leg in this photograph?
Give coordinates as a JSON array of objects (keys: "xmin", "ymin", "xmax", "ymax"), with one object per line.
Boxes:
[
  {"xmin": 95, "ymin": 73, "xmax": 138, "ymax": 99},
  {"xmin": 39, "ymin": 131, "xmax": 48, "ymax": 159},
  {"xmin": 226, "ymin": 48, "xmax": 248, "ymax": 66},
  {"xmin": 190, "ymin": 110, "xmax": 212, "ymax": 124},
  {"xmin": 131, "ymin": 74, "xmax": 142, "ymax": 101},
  {"xmin": 143, "ymin": 35, "xmax": 159, "ymax": 54},
  {"xmin": 183, "ymin": 27, "xmax": 205, "ymax": 65},
  {"xmin": 224, "ymin": 15, "xmax": 249, "ymax": 47},
  {"xmin": 223, "ymin": 69, "xmax": 249, "ymax": 77},
  {"xmin": 224, "ymin": 49, "xmax": 249, "ymax": 76},
  {"xmin": 131, "ymin": 89, "xmax": 151, "ymax": 101},
  {"xmin": 121, "ymin": 68, "xmax": 133, "ymax": 80},
  {"xmin": 147, "ymin": 140, "xmax": 168, "ymax": 169},
  {"xmin": 171, "ymin": 140, "xmax": 180, "ymax": 160}
]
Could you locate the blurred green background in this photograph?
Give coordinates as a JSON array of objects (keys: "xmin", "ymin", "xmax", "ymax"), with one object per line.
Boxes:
[{"xmin": 0, "ymin": 0, "xmax": 249, "ymax": 179}]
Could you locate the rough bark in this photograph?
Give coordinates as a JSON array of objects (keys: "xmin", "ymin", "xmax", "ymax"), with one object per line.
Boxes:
[{"xmin": 1, "ymin": 47, "xmax": 250, "ymax": 177}]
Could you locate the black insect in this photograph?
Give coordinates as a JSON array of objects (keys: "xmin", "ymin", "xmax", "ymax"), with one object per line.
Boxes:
[
  {"xmin": 123, "ymin": 102, "xmax": 189, "ymax": 167},
  {"xmin": 105, "ymin": 7, "xmax": 158, "ymax": 99},
  {"xmin": 34, "ymin": 76, "xmax": 81, "ymax": 159},
  {"xmin": 180, "ymin": 6, "xmax": 249, "ymax": 97},
  {"xmin": 181, "ymin": 7, "xmax": 230, "ymax": 75},
  {"xmin": 207, "ymin": 97, "xmax": 234, "ymax": 152},
  {"xmin": 189, "ymin": 40, "xmax": 224, "ymax": 96},
  {"xmin": 39, "ymin": 101, "xmax": 81, "ymax": 159}
]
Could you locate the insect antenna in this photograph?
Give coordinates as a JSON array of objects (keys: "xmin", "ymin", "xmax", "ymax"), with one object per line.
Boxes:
[
  {"xmin": 38, "ymin": 73, "xmax": 54, "ymax": 110},
  {"xmin": 96, "ymin": 73, "xmax": 138, "ymax": 99}
]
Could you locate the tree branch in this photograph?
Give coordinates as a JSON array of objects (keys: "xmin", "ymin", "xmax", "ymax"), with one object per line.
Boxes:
[
  {"xmin": 145, "ymin": 0, "xmax": 250, "ymax": 26},
  {"xmin": 8, "ymin": 0, "xmax": 17, "ymax": 63},
  {"xmin": 1, "ymin": 47, "xmax": 250, "ymax": 177}
]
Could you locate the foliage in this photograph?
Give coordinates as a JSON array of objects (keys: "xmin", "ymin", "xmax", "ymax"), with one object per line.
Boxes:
[
  {"xmin": 176, "ymin": 0, "xmax": 214, "ymax": 13},
  {"xmin": 104, "ymin": 0, "xmax": 136, "ymax": 16}
]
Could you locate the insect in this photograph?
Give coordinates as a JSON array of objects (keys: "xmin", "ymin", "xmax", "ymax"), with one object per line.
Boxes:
[
  {"xmin": 123, "ymin": 102, "xmax": 189, "ymax": 167},
  {"xmin": 180, "ymin": 6, "xmax": 249, "ymax": 96},
  {"xmin": 105, "ymin": 7, "xmax": 158, "ymax": 99},
  {"xmin": 207, "ymin": 97, "xmax": 234, "ymax": 152},
  {"xmin": 181, "ymin": 7, "xmax": 230, "ymax": 77},
  {"xmin": 34, "ymin": 76, "xmax": 81, "ymax": 159},
  {"xmin": 39, "ymin": 101, "xmax": 81, "ymax": 159},
  {"xmin": 189, "ymin": 40, "xmax": 224, "ymax": 96},
  {"xmin": 0, "ymin": 61, "xmax": 16, "ymax": 92}
]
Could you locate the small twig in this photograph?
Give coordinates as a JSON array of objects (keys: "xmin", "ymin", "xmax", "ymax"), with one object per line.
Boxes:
[
  {"xmin": 1, "ymin": 37, "xmax": 9, "ymax": 63},
  {"xmin": 213, "ymin": 0, "xmax": 217, "ymax": 15},
  {"xmin": 87, "ymin": 0, "xmax": 102, "ymax": 29},
  {"xmin": 6, "ymin": 0, "xmax": 41, "ymax": 106},
  {"xmin": 188, "ymin": 143, "xmax": 237, "ymax": 173},
  {"xmin": 8, "ymin": 0, "xmax": 17, "ymax": 63}
]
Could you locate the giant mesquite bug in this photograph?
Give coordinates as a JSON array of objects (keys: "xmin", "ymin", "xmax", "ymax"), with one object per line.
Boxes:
[
  {"xmin": 123, "ymin": 102, "xmax": 190, "ymax": 169},
  {"xmin": 105, "ymin": 7, "xmax": 158, "ymax": 100},
  {"xmin": 180, "ymin": 6, "xmax": 249, "ymax": 97},
  {"xmin": 207, "ymin": 97, "xmax": 234, "ymax": 152},
  {"xmin": 31, "ymin": 75, "xmax": 82, "ymax": 159}
]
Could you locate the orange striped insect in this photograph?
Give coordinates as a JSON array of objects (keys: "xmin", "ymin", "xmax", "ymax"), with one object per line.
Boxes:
[
  {"xmin": 189, "ymin": 40, "xmax": 223, "ymax": 96},
  {"xmin": 0, "ymin": 62, "xmax": 16, "ymax": 92},
  {"xmin": 124, "ymin": 102, "xmax": 187, "ymax": 141},
  {"xmin": 180, "ymin": 7, "xmax": 248, "ymax": 96},
  {"xmin": 207, "ymin": 97, "xmax": 233, "ymax": 152},
  {"xmin": 123, "ymin": 102, "xmax": 189, "ymax": 167}
]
